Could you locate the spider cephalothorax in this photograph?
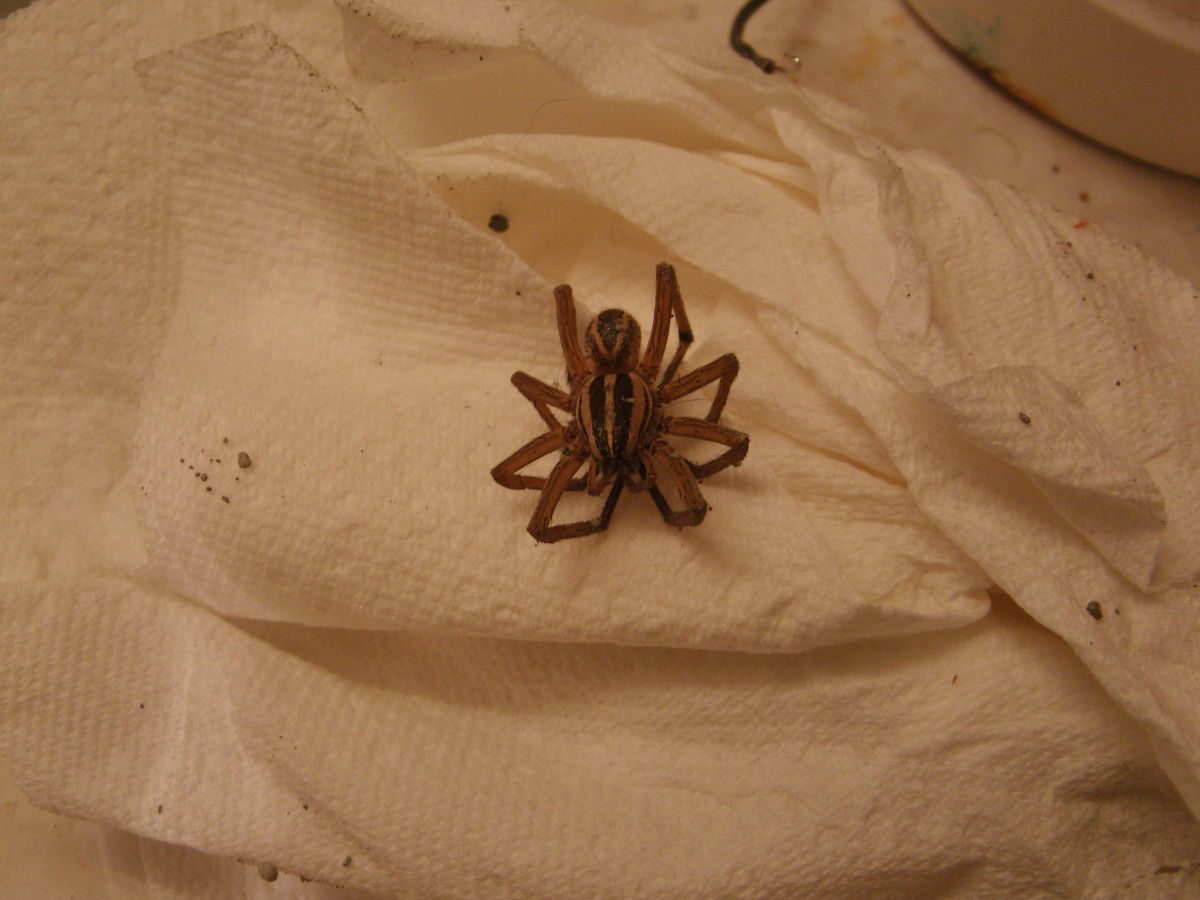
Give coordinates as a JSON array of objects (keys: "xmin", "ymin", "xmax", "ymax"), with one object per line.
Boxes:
[
  {"xmin": 492, "ymin": 263, "xmax": 749, "ymax": 543},
  {"xmin": 584, "ymin": 308, "xmax": 641, "ymax": 370}
]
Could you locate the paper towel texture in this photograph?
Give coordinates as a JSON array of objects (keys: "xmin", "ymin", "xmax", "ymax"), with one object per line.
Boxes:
[{"xmin": 2, "ymin": 0, "xmax": 1199, "ymax": 896}]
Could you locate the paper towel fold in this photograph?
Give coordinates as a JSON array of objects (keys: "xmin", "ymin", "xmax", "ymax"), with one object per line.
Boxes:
[{"xmin": 3, "ymin": 0, "xmax": 1200, "ymax": 896}]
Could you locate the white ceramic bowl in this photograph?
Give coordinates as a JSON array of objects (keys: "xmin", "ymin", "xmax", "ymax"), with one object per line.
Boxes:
[{"xmin": 906, "ymin": 0, "xmax": 1200, "ymax": 176}]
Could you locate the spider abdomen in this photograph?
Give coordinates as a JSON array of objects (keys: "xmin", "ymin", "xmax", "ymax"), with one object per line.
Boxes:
[{"xmin": 576, "ymin": 372, "xmax": 655, "ymax": 460}]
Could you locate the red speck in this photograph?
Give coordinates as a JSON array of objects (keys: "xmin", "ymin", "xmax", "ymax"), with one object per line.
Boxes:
[{"xmin": 1073, "ymin": 219, "xmax": 1088, "ymax": 230}]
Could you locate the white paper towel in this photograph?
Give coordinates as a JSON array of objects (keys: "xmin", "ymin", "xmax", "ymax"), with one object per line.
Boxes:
[{"xmin": 2, "ymin": 0, "xmax": 1199, "ymax": 896}]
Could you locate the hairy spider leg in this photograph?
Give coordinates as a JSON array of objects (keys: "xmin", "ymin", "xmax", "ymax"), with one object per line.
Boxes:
[
  {"xmin": 658, "ymin": 352, "xmax": 740, "ymax": 423},
  {"xmin": 638, "ymin": 263, "xmax": 694, "ymax": 385},
  {"xmin": 646, "ymin": 441, "xmax": 708, "ymax": 527},
  {"xmin": 528, "ymin": 450, "xmax": 625, "ymax": 543},
  {"xmin": 654, "ymin": 264, "xmax": 695, "ymax": 386},
  {"xmin": 491, "ymin": 430, "xmax": 587, "ymax": 491},
  {"xmin": 511, "ymin": 371, "xmax": 572, "ymax": 431},
  {"xmin": 663, "ymin": 415, "xmax": 749, "ymax": 479},
  {"xmin": 554, "ymin": 284, "xmax": 590, "ymax": 386}
]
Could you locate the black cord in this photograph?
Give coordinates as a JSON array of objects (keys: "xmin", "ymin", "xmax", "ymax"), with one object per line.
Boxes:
[{"xmin": 729, "ymin": 0, "xmax": 779, "ymax": 74}]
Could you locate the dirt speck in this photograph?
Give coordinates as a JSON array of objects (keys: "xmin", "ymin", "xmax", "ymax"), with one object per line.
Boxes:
[
  {"xmin": 237, "ymin": 451, "xmax": 252, "ymax": 468},
  {"xmin": 1086, "ymin": 600, "xmax": 1103, "ymax": 620},
  {"xmin": 1018, "ymin": 412, "xmax": 1031, "ymax": 424},
  {"xmin": 257, "ymin": 861, "xmax": 278, "ymax": 882},
  {"xmin": 488, "ymin": 213, "xmax": 509, "ymax": 233}
]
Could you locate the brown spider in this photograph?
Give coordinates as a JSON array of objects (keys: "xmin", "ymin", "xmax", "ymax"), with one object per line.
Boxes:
[{"xmin": 492, "ymin": 263, "xmax": 749, "ymax": 543}]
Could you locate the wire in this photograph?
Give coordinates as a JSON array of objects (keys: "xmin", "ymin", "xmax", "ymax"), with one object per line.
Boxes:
[{"xmin": 729, "ymin": 0, "xmax": 780, "ymax": 74}]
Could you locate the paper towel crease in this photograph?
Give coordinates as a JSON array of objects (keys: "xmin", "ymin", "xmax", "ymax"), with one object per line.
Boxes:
[{"xmin": 3, "ymin": 0, "xmax": 1200, "ymax": 896}]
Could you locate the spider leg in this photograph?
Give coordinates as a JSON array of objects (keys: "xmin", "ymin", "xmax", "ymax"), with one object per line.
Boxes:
[
  {"xmin": 658, "ymin": 352, "xmax": 739, "ymax": 423},
  {"xmin": 554, "ymin": 283, "xmax": 590, "ymax": 387},
  {"xmin": 586, "ymin": 457, "xmax": 620, "ymax": 496},
  {"xmin": 492, "ymin": 430, "xmax": 587, "ymax": 491},
  {"xmin": 662, "ymin": 415, "xmax": 749, "ymax": 479},
  {"xmin": 657, "ymin": 270, "xmax": 695, "ymax": 387},
  {"xmin": 638, "ymin": 262, "xmax": 694, "ymax": 385},
  {"xmin": 646, "ymin": 441, "xmax": 708, "ymax": 528},
  {"xmin": 624, "ymin": 449, "xmax": 658, "ymax": 493},
  {"xmin": 511, "ymin": 370, "xmax": 572, "ymax": 431},
  {"xmin": 528, "ymin": 450, "xmax": 624, "ymax": 543}
]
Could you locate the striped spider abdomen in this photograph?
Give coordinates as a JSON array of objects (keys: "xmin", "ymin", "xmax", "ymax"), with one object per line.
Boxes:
[{"xmin": 575, "ymin": 370, "xmax": 655, "ymax": 462}]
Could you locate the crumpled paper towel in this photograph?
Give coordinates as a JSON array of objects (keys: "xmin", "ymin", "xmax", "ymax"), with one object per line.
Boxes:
[{"xmin": 2, "ymin": 0, "xmax": 1199, "ymax": 896}]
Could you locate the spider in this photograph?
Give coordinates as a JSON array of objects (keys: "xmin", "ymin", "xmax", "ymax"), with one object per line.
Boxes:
[{"xmin": 492, "ymin": 263, "xmax": 749, "ymax": 543}]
